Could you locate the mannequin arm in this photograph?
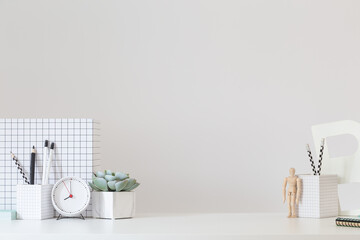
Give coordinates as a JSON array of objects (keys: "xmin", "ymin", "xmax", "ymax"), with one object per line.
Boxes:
[
  {"xmin": 296, "ymin": 178, "xmax": 301, "ymax": 205},
  {"xmin": 282, "ymin": 178, "xmax": 287, "ymax": 203}
]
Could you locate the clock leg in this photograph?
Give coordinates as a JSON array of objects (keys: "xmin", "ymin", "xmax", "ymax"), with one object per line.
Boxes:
[{"xmin": 56, "ymin": 214, "xmax": 85, "ymax": 220}]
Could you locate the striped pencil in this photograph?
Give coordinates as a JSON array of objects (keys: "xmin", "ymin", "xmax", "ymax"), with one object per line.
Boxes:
[
  {"xmin": 317, "ymin": 138, "xmax": 325, "ymax": 175},
  {"xmin": 10, "ymin": 152, "xmax": 30, "ymax": 184},
  {"xmin": 306, "ymin": 144, "xmax": 317, "ymax": 175}
]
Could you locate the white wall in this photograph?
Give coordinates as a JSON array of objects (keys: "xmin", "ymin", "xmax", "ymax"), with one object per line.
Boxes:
[{"xmin": 1, "ymin": 0, "xmax": 360, "ymax": 213}]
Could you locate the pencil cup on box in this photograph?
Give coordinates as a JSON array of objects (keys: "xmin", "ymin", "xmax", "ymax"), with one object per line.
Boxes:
[
  {"xmin": 296, "ymin": 174, "xmax": 338, "ymax": 218},
  {"xmin": 16, "ymin": 185, "xmax": 54, "ymax": 220}
]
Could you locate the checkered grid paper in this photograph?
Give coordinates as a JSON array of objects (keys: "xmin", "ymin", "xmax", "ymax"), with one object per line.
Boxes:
[{"xmin": 0, "ymin": 118, "xmax": 100, "ymax": 217}]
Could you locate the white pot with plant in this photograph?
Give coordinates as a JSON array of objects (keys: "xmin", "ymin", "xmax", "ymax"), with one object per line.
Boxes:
[{"xmin": 89, "ymin": 170, "xmax": 140, "ymax": 219}]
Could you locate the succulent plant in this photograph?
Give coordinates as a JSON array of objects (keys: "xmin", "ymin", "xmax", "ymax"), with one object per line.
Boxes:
[{"xmin": 89, "ymin": 170, "xmax": 140, "ymax": 192}]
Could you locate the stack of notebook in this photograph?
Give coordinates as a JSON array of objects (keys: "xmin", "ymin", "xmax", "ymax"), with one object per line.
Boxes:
[{"xmin": 336, "ymin": 217, "xmax": 360, "ymax": 228}]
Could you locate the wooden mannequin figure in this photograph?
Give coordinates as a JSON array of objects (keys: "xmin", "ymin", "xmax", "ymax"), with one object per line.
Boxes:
[{"xmin": 282, "ymin": 168, "xmax": 301, "ymax": 218}]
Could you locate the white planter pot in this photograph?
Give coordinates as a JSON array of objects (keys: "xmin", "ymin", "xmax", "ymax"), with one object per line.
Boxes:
[
  {"xmin": 296, "ymin": 174, "xmax": 338, "ymax": 218},
  {"xmin": 92, "ymin": 191, "xmax": 135, "ymax": 219}
]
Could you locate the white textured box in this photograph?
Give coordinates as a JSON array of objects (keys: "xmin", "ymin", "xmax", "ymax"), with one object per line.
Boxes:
[
  {"xmin": 92, "ymin": 191, "xmax": 135, "ymax": 219},
  {"xmin": 296, "ymin": 175, "xmax": 338, "ymax": 218},
  {"xmin": 16, "ymin": 185, "xmax": 54, "ymax": 220}
]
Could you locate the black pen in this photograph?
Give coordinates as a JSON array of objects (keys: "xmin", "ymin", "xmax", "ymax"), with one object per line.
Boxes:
[{"xmin": 30, "ymin": 146, "xmax": 36, "ymax": 184}]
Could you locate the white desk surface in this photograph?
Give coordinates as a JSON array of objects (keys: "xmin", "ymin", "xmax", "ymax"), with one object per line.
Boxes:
[{"xmin": 1, "ymin": 213, "xmax": 360, "ymax": 240}]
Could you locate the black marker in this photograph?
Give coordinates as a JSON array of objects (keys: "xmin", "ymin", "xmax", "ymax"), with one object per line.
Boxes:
[
  {"xmin": 42, "ymin": 140, "xmax": 49, "ymax": 185},
  {"xmin": 44, "ymin": 142, "xmax": 55, "ymax": 184}
]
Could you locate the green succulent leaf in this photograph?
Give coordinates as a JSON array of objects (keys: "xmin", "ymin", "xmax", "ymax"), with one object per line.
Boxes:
[
  {"xmin": 94, "ymin": 177, "xmax": 108, "ymax": 191},
  {"xmin": 104, "ymin": 175, "xmax": 116, "ymax": 181},
  {"xmin": 127, "ymin": 182, "xmax": 140, "ymax": 191},
  {"xmin": 89, "ymin": 182, "xmax": 102, "ymax": 191},
  {"xmin": 123, "ymin": 178, "xmax": 136, "ymax": 191},
  {"xmin": 107, "ymin": 180, "xmax": 116, "ymax": 191},
  {"xmin": 115, "ymin": 172, "xmax": 129, "ymax": 181},
  {"xmin": 96, "ymin": 171, "xmax": 105, "ymax": 178},
  {"xmin": 115, "ymin": 180, "xmax": 128, "ymax": 192},
  {"xmin": 93, "ymin": 170, "xmax": 138, "ymax": 192}
]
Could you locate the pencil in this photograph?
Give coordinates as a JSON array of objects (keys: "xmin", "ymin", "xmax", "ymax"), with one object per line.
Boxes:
[
  {"xmin": 306, "ymin": 144, "xmax": 316, "ymax": 175},
  {"xmin": 30, "ymin": 146, "xmax": 36, "ymax": 184},
  {"xmin": 10, "ymin": 152, "xmax": 30, "ymax": 184},
  {"xmin": 317, "ymin": 138, "xmax": 325, "ymax": 175}
]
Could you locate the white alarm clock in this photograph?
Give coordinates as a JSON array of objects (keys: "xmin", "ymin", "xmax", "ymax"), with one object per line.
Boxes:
[{"xmin": 51, "ymin": 176, "xmax": 91, "ymax": 219}]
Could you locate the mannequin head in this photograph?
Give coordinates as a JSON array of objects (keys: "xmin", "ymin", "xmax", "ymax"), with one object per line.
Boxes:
[{"xmin": 289, "ymin": 168, "xmax": 295, "ymax": 176}]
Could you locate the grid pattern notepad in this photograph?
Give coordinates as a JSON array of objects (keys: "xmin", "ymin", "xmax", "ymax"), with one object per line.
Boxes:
[{"xmin": 0, "ymin": 118, "xmax": 96, "ymax": 217}]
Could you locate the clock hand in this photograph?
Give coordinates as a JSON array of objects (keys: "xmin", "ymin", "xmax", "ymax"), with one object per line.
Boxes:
[
  {"xmin": 64, "ymin": 192, "xmax": 73, "ymax": 200},
  {"xmin": 70, "ymin": 180, "xmax": 72, "ymax": 194},
  {"xmin": 62, "ymin": 181, "xmax": 71, "ymax": 195}
]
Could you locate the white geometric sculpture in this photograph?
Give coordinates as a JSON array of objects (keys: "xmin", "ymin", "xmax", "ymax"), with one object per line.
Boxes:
[{"xmin": 312, "ymin": 120, "xmax": 360, "ymax": 215}]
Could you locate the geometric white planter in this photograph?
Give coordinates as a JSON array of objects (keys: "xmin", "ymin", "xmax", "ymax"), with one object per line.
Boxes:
[
  {"xmin": 296, "ymin": 174, "xmax": 338, "ymax": 218},
  {"xmin": 92, "ymin": 191, "xmax": 135, "ymax": 219},
  {"xmin": 16, "ymin": 184, "xmax": 55, "ymax": 220}
]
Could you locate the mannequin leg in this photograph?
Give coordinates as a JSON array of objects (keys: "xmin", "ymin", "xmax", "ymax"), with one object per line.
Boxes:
[
  {"xmin": 287, "ymin": 192, "xmax": 292, "ymax": 218},
  {"xmin": 290, "ymin": 193, "xmax": 296, "ymax": 218}
]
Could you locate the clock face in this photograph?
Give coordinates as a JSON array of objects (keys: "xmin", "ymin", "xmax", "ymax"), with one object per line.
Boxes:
[{"xmin": 51, "ymin": 177, "xmax": 90, "ymax": 217}]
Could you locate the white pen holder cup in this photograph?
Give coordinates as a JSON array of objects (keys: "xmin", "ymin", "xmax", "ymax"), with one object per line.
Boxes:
[
  {"xmin": 296, "ymin": 174, "xmax": 338, "ymax": 218},
  {"xmin": 16, "ymin": 184, "xmax": 54, "ymax": 220}
]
